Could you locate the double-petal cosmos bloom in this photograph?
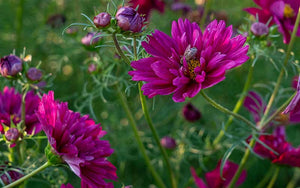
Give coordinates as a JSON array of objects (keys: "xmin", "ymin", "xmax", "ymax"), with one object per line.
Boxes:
[
  {"xmin": 245, "ymin": 0, "xmax": 300, "ymax": 43},
  {"xmin": 191, "ymin": 160, "xmax": 247, "ymax": 188},
  {"xmin": 0, "ymin": 87, "xmax": 41, "ymax": 135},
  {"xmin": 37, "ymin": 91, "xmax": 117, "ymax": 188},
  {"xmin": 129, "ymin": 19, "xmax": 249, "ymax": 102}
]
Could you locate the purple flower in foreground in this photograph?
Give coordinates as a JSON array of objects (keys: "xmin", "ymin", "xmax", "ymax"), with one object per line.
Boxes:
[
  {"xmin": 116, "ymin": 6, "xmax": 144, "ymax": 33},
  {"xmin": 182, "ymin": 103, "xmax": 201, "ymax": 122},
  {"xmin": 245, "ymin": 0, "xmax": 300, "ymax": 43},
  {"xmin": 129, "ymin": 19, "xmax": 249, "ymax": 102},
  {"xmin": 191, "ymin": 160, "xmax": 247, "ymax": 188},
  {"xmin": 0, "ymin": 87, "xmax": 41, "ymax": 135},
  {"xmin": 0, "ymin": 55, "xmax": 23, "ymax": 77},
  {"xmin": 37, "ymin": 91, "xmax": 117, "ymax": 188}
]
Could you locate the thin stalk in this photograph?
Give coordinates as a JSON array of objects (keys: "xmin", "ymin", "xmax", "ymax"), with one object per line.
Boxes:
[
  {"xmin": 138, "ymin": 82, "xmax": 177, "ymax": 188},
  {"xmin": 286, "ymin": 168, "xmax": 300, "ymax": 188},
  {"xmin": 227, "ymin": 138, "xmax": 256, "ymax": 188},
  {"xmin": 16, "ymin": 0, "xmax": 25, "ymax": 51},
  {"xmin": 266, "ymin": 166, "xmax": 280, "ymax": 188},
  {"xmin": 112, "ymin": 33, "xmax": 131, "ymax": 65},
  {"xmin": 3, "ymin": 161, "xmax": 50, "ymax": 188},
  {"xmin": 255, "ymin": 166, "xmax": 274, "ymax": 188},
  {"xmin": 213, "ymin": 64, "xmax": 254, "ymax": 146},
  {"xmin": 258, "ymin": 8, "xmax": 300, "ymax": 129},
  {"xmin": 200, "ymin": 0, "xmax": 212, "ymax": 27},
  {"xmin": 116, "ymin": 88, "xmax": 166, "ymax": 188},
  {"xmin": 133, "ymin": 37, "xmax": 137, "ymax": 60},
  {"xmin": 200, "ymin": 90, "xmax": 258, "ymax": 131}
]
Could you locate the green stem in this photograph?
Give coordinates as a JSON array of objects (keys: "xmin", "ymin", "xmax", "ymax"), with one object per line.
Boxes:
[
  {"xmin": 16, "ymin": 0, "xmax": 25, "ymax": 51},
  {"xmin": 200, "ymin": 90, "xmax": 258, "ymax": 131},
  {"xmin": 255, "ymin": 166, "xmax": 274, "ymax": 188},
  {"xmin": 286, "ymin": 168, "xmax": 300, "ymax": 188},
  {"xmin": 200, "ymin": 0, "xmax": 212, "ymax": 27},
  {"xmin": 258, "ymin": 8, "xmax": 300, "ymax": 129},
  {"xmin": 138, "ymin": 82, "xmax": 177, "ymax": 188},
  {"xmin": 3, "ymin": 161, "xmax": 50, "ymax": 188},
  {"xmin": 227, "ymin": 138, "xmax": 256, "ymax": 188},
  {"xmin": 133, "ymin": 37, "xmax": 137, "ymax": 60},
  {"xmin": 266, "ymin": 166, "xmax": 280, "ymax": 188},
  {"xmin": 112, "ymin": 33, "xmax": 131, "ymax": 65},
  {"xmin": 116, "ymin": 88, "xmax": 166, "ymax": 188},
  {"xmin": 213, "ymin": 64, "xmax": 254, "ymax": 146}
]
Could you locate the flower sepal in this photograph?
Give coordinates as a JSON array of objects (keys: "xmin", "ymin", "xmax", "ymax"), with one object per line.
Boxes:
[{"xmin": 45, "ymin": 144, "xmax": 63, "ymax": 165}]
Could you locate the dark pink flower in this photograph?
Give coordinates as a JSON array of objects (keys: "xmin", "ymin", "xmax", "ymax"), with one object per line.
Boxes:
[
  {"xmin": 191, "ymin": 160, "xmax": 247, "ymax": 188},
  {"xmin": 60, "ymin": 183, "xmax": 74, "ymax": 188},
  {"xmin": 245, "ymin": 0, "xmax": 300, "ymax": 43},
  {"xmin": 37, "ymin": 91, "xmax": 117, "ymax": 188},
  {"xmin": 129, "ymin": 19, "xmax": 249, "ymax": 102},
  {"xmin": 128, "ymin": 0, "xmax": 165, "ymax": 20},
  {"xmin": 0, "ymin": 87, "xmax": 41, "ymax": 135},
  {"xmin": 292, "ymin": 75, "xmax": 299, "ymax": 89},
  {"xmin": 182, "ymin": 103, "xmax": 201, "ymax": 122}
]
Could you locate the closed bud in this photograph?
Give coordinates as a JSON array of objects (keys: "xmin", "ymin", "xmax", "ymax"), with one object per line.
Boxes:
[
  {"xmin": 26, "ymin": 67, "xmax": 43, "ymax": 81},
  {"xmin": 116, "ymin": 6, "xmax": 143, "ymax": 33},
  {"xmin": 88, "ymin": 64, "xmax": 97, "ymax": 73},
  {"xmin": 0, "ymin": 55, "xmax": 23, "ymax": 77},
  {"xmin": 81, "ymin": 32, "xmax": 101, "ymax": 46},
  {"xmin": 160, "ymin": 136, "xmax": 176, "ymax": 149},
  {"xmin": 251, "ymin": 22, "xmax": 269, "ymax": 36},
  {"xmin": 94, "ymin": 12, "xmax": 111, "ymax": 28},
  {"xmin": 5, "ymin": 128, "xmax": 19, "ymax": 142},
  {"xmin": 182, "ymin": 103, "xmax": 201, "ymax": 122}
]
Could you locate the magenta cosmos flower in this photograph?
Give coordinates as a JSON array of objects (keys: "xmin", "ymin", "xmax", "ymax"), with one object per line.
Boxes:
[
  {"xmin": 190, "ymin": 160, "xmax": 247, "ymax": 188},
  {"xmin": 128, "ymin": 0, "xmax": 165, "ymax": 20},
  {"xmin": 0, "ymin": 87, "xmax": 41, "ymax": 134},
  {"xmin": 245, "ymin": 0, "xmax": 300, "ymax": 43},
  {"xmin": 37, "ymin": 91, "xmax": 117, "ymax": 188},
  {"xmin": 129, "ymin": 19, "xmax": 249, "ymax": 102}
]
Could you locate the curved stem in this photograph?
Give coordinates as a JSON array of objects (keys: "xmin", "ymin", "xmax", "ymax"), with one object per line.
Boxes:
[
  {"xmin": 266, "ymin": 166, "xmax": 280, "ymax": 188},
  {"xmin": 227, "ymin": 138, "xmax": 256, "ymax": 188},
  {"xmin": 258, "ymin": 8, "xmax": 300, "ymax": 129},
  {"xmin": 200, "ymin": 90, "xmax": 258, "ymax": 131},
  {"xmin": 112, "ymin": 33, "xmax": 131, "ymax": 65},
  {"xmin": 138, "ymin": 82, "xmax": 177, "ymax": 188},
  {"xmin": 3, "ymin": 161, "xmax": 51, "ymax": 188},
  {"xmin": 116, "ymin": 88, "xmax": 166, "ymax": 188},
  {"xmin": 213, "ymin": 64, "xmax": 254, "ymax": 146}
]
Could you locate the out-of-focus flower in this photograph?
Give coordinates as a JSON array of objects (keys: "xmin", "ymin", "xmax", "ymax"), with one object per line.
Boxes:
[
  {"xmin": 26, "ymin": 67, "xmax": 43, "ymax": 81},
  {"xmin": 253, "ymin": 126, "xmax": 300, "ymax": 167},
  {"xmin": 37, "ymin": 91, "xmax": 117, "ymax": 188},
  {"xmin": 65, "ymin": 27, "xmax": 79, "ymax": 35},
  {"xmin": 116, "ymin": 6, "xmax": 143, "ymax": 33},
  {"xmin": 283, "ymin": 77, "xmax": 300, "ymax": 123},
  {"xmin": 46, "ymin": 14, "xmax": 66, "ymax": 28},
  {"xmin": 60, "ymin": 183, "xmax": 74, "ymax": 188},
  {"xmin": 129, "ymin": 19, "xmax": 249, "ymax": 102},
  {"xmin": 160, "ymin": 136, "xmax": 177, "ymax": 149},
  {"xmin": 292, "ymin": 75, "xmax": 299, "ymax": 89},
  {"xmin": 88, "ymin": 64, "xmax": 97, "ymax": 73},
  {"xmin": 182, "ymin": 103, "xmax": 201, "ymax": 122},
  {"xmin": 0, "ymin": 166, "xmax": 23, "ymax": 185},
  {"xmin": 94, "ymin": 12, "xmax": 111, "ymax": 28},
  {"xmin": 245, "ymin": 0, "xmax": 300, "ymax": 43},
  {"xmin": 250, "ymin": 22, "xmax": 269, "ymax": 36},
  {"xmin": 244, "ymin": 91, "xmax": 266, "ymax": 124},
  {"xmin": 191, "ymin": 160, "xmax": 247, "ymax": 188},
  {"xmin": 81, "ymin": 32, "xmax": 101, "ymax": 46},
  {"xmin": 171, "ymin": 2, "xmax": 192, "ymax": 15},
  {"xmin": 0, "ymin": 55, "xmax": 23, "ymax": 77},
  {"xmin": 0, "ymin": 87, "xmax": 41, "ymax": 135},
  {"xmin": 128, "ymin": 0, "xmax": 164, "ymax": 20}
]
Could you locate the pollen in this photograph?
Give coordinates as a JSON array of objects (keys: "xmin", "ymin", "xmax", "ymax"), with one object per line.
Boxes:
[
  {"xmin": 188, "ymin": 59, "xmax": 201, "ymax": 79},
  {"xmin": 284, "ymin": 4, "xmax": 295, "ymax": 18}
]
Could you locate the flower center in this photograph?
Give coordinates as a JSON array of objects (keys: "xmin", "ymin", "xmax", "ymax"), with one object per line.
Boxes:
[
  {"xmin": 188, "ymin": 59, "xmax": 201, "ymax": 80},
  {"xmin": 284, "ymin": 4, "xmax": 295, "ymax": 18}
]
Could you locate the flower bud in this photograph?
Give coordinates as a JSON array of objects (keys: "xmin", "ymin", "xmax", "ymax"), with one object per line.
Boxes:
[
  {"xmin": 182, "ymin": 103, "xmax": 201, "ymax": 122},
  {"xmin": 5, "ymin": 128, "xmax": 19, "ymax": 142},
  {"xmin": 94, "ymin": 12, "xmax": 111, "ymax": 28},
  {"xmin": 160, "ymin": 136, "xmax": 176, "ymax": 149},
  {"xmin": 26, "ymin": 67, "xmax": 43, "ymax": 81},
  {"xmin": 116, "ymin": 6, "xmax": 143, "ymax": 33},
  {"xmin": 0, "ymin": 55, "xmax": 23, "ymax": 77},
  {"xmin": 88, "ymin": 64, "xmax": 97, "ymax": 73},
  {"xmin": 250, "ymin": 22, "xmax": 269, "ymax": 36},
  {"xmin": 81, "ymin": 32, "xmax": 101, "ymax": 46},
  {"xmin": 65, "ymin": 26, "xmax": 78, "ymax": 35}
]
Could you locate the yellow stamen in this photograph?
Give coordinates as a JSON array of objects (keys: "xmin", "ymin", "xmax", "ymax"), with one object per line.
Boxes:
[
  {"xmin": 284, "ymin": 4, "xmax": 295, "ymax": 18},
  {"xmin": 188, "ymin": 59, "xmax": 201, "ymax": 80}
]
